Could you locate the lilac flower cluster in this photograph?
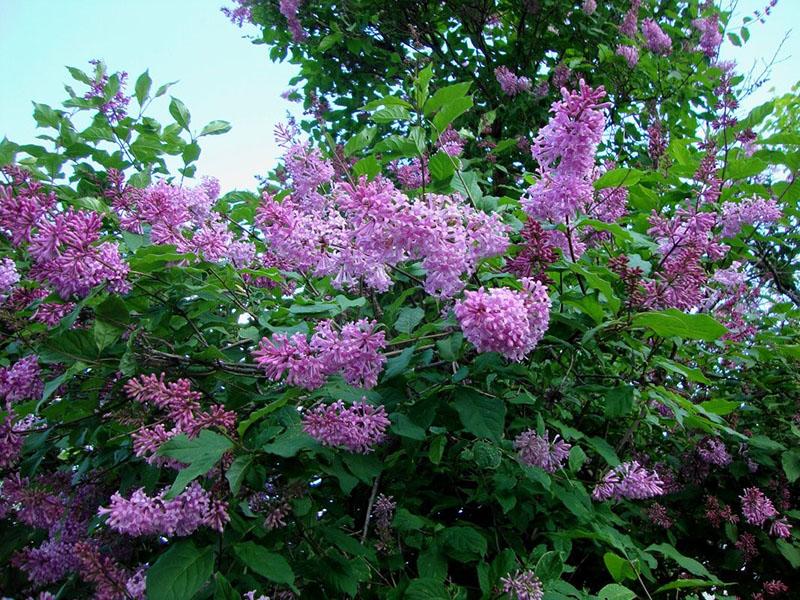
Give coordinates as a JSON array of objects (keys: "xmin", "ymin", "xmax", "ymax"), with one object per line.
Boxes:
[
  {"xmin": 693, "ymin": 14, "xmax": 722, "ymax": 57},
  {"xmin": 616, "ymin": 44, "xmax": 639, "ymax": 68},
  {"xmin": 436, "ymin": 126, "xmax": 465, "ymax": 157},
  {"xmin": 112, "ymin": 177, "xmax": 255, "ymax": 266},
  {"xmin": 390, "ymin": 157, "xmax": 430, "ymax": 189},
  {"xmin": 641, "ymin": 19, "xmax": 672, "ymax": 55},
  {"xmin": 706, "ymin": 262, "xmax": 758, "ymax": 342},
  {"xmin": 619, "ymin": 0, "xmax": 641, "ymax": 37},
  {"xmin": 720, "ymin": 196, "xmax": 782, "ymax": 237},
  {"xmin": 85, "ymin": 60, "xmax": 131, "ymax": 123},
  {"xmin": 302, "ymin": 399, "xmax": 390, "ymax": 453},
  {"xmin": 500, "ymin": 570, "xmax": 544, "ymax": 600},
  {"xmin": 494, "ymin": 66, "xmax": 532, "ymax": 96},
  {"xmin": 581, "ymin": 0, "xmax": 597, "ymax": 15},
  {"xmin": 507, "ymin": 220, "xmax": 557, "ymax": 284},
  {"xmin": 279, "ymin": 0, "xmax": 307, "ymax": 42},
  {"xmin": 372, "ymin": 493, "xmax": 396, "ymax": 551},
  {"xmin": 740, "ymin": 486, "xmax": 778, "ymax": 526},
  {"xmin": 1, "ymin": 168, "xmax": 129, "ymax": 298},
  {"xmin": 253, "ymin": 319, "xmax": 386, "ymax": 389},
  {"xmin": 257, "ymin": 174, "xmax": 508, "ymax": 297},
  {"xmin": 222, "ymin": 0, "xmax": 253, "ymax": 27},
  {"xmin": 522, "ymin": 81, "xmax": 608, "ymax": 223},
  {"xmin": 0, "ymin": 354, "xmax": 43, "ymax": 405},
  {"xmin": 98, "ymin": 481, "xmax": 228, "ymax": 536},
  {"xmin": 696, "ymin": 437, "xmax": 732, "ymax": 467},
  {"xmin": 0, "ymin": 257, "xmax": 19, "ymax": 294},
  {"xmin": 592, "ymin": 461, "xmax": 664, "ymax": 501},
  {"xmin": 124, "ymin": 373, "xmax": 236, "ymax": 466},
  {"xmin": 514, "ymin": 429, "xmax": 571, "ymax": 473},
  {"xmin": 454, "ymin": 278, "xmax": 551, "ymax": 361},
  {"xmin": 647, "ymin": 503, "xmax": 673, "ymax": 528}
]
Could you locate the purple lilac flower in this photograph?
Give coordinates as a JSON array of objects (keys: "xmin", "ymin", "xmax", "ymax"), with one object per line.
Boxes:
[
  {"xmin": 720, "ymin": 196, "xmax": 782, "ymax": 237},
  {"xmin": 501, "ymin": 570, "xmax": 543, "ymax": 600},
  {"xmin": 302, "ymin": 399, "xmax": 390, "ymax": 453},
  {"xmin": 619, "ymin": 0, "xmax": 641, "ymax": 37},
  {"xmin": 642, "ymin": 19, "xmax": 672, "ymax": 55},
  {"xmin": 697, "ymin": 437, "xmax": 732, "ymax": 466},
  {"xmin": 616, "ymin": 44, "xmax": 639, "ymax": 67},
  {"xmin": 740, "ymin": 486, "xmax": 778, "ymax": 525},
  {"xmin": 495, "ymin": 66, "xmax": 532, "ymax": 96},
  {"xmin": 693, "ymin": 14, "xmax": 722, "ymax": 57},
  {"xmin": 582, "ymin": 0, "xmax": 597, "ymax": 15},
  {"xmin": 372, "ymin": 494, "xmax": 396, "ymax": 551},
  {"xmin": 507, "ymin": 220, "xmax": 557, "ymax": 283},
  {"xmin": 647, "ymin": 503, "xmax": 673, "ymax": 528},
  {"xmin": 0, "ymin": 257, "xmax": 19, "ymax": 293},
  {"xmin": 522, "ymin": 81, "xmax": 608, "ymax": 223},
  {"xmin": 0, "ymin": 413, "xmax": 25, "ymax": 468},
  {"xmin": 514, "ymin": 429, "xmax": 571, "ymax": 473},
  {"xmin": 454, "ymin": 278, "xmax": 551, "ymax": 362},
  {"xmin": 735, "ymin": 532, "xmax": 759, "ymax": 561},
  {"xmin": 85, "ymin": 60, "xmax": 130, "ymax": 123},
  {"xmin": 279, "ymin": 0, "xmax": 307, "ymax": 41},
  {"xmin": 436, "ymin": 126, "xmax": 465, "ymax": 157},
  {"xmin": 647, "ymin": 119, "xmax": 667, "ymax": 167},
  {"xmin": 221, "ymin": 0, "xmax": 253, "ymax": 27},
  {"xmin": 0, "ymin": 355, "xmax": 43, "ymax": 404},
  {"xmin": 592, "ymin": 461, "xmax": 664, "ymax": 501},
  {"xmin": 390, "ymin": 157, "xmax": 430, "ymax": 189},
  {"xmin": 770, "ymin": 518, "xmax": 792, "ymax": 539}
]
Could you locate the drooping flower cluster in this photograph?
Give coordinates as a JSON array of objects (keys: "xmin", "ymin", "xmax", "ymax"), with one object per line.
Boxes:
[
  {"xmin": 641, "ymin": 19, "xmax": 672, "ymax": 55},
  {"xmin": 720, "ymin": 196, "xmax": 782, "ymax": 238},
  {"xmin": 98, "ymin": 481, "xmax": 229, "ymax": 536},
  {"xmin": 616, "ymin": 44, "xmax": 639, "ymax": 68},
  {"xmin": 124, "ymin": 373, "xmax": 236, "ymax": 466},
  {"xmin": 85, "ymin": 60, "xmax": 130, "ymax": 123},
  {"xmin": 592, "ymin": 461, "xmax": 664, "ymax": 501},
  {"xmin": 693, "ymin": 13, "xmax": 722, "ymax": 57},
  {"xmin": 501, "ymin": 570, "xmax": 544, "ymax": 600},
  {"xmin": 513, "ymin": 429, "xmax": 571, "ymax": 473},
  {"xmin": 1, "ymin": 167, "xmax": 129, "ymax": 298},
  {"xmin": 302, "ymin": 399, "xmax": 390, "ymax": 453},
  {"xmin": 257, "ymin": 174, "xmax": 508, "ymax": 297},
  {"xmin": 494, "ymin": 66, "xmax": 532, "ymax": 96},
  {"xmin": 253, "ymin": 319, "xmax": 386, "ymax": 389},
  {"xmin": 522, "ymin": 81, "xmax": 608, "ymax": 223},
  {"xmin": 454, "ymin": 278, "xmax": 551, "ymax": 361},
  {"xmin": 279, "ymin": 0, "xmax": 306, "ymax": 41},
  {"xmin": 740, "ymin": 486, "xmax": 778, "ymax": 526}
]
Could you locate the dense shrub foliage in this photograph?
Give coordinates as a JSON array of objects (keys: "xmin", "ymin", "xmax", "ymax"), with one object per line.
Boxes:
[{"xmin": 1, "ymin": 1, "xmax": 799, "ymax": 599}]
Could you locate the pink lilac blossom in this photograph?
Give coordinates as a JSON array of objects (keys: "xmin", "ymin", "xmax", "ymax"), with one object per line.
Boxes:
[
  {"xmin": 436, "ymin": 126, "xmax": 465, "ymax": 157},
  {"xmin": 222, "ymin": 0, "xmax": 253, "ymax": 27},
  {"xmin": 372, "ymin": 494, "xmax": 396, "ymax": 551},
  {"xmin": 522, "ymin": 81, "xmax": 608, "ymax": 223},
  {"xmin": 706, "ymin": 261, "xmax": 758, "ymax": 342},
  {"xmin": 0, "ymin": 167, "xmax": 57, "ymax": 245},
  {"xmin": 648, "ymin": 119, "xmax": 667, "ymax": 168},
  {"xmin": 705, "ymin": 495, "xmax": 739, "ymax": 528},
  {"xmin": 0, "ymin": 257, "xmax": 19, "ymax": 293},
  {"xmin": 85, "ymin": 60, "xmax": 130, "ymax": 123},
  {"xmin": 507, "ymin": 220, "xmax": 557, "ymax": 284},
  {"xmin": 647, "ymin": 502, "xmax": 673, "ymax": 528},
  {"xmin": 740, "ymin": 486, "xmax": 778, "ymax": 525},
  {"xmin": 697, "ymin": 437, "xmax": 732, "ymax": 466},
  {"xmin": 390, "ymin": 157, "xmax": 430, "ymax": 189},
  {"xmin": 619, "ymin": 0, "xmax": 641, "ymax": 37},
  {"xmin": 616, "ymin": 44, "xmax": 639, "ymax": 67},
  {"xmin": 693, "ymin": 14, "xmax": 722, "ymax": 57},
  {"xmin": 720, "ymin": 196, "xmax": 782, "ymax": 237},
  {"xmin": 514, "ymin": 429, "xmax": 571, "ymax": 473},
  {"xmin": 256, "ymin": 174, "xmax": 508, "ymax": 298},
  {"xmin": 737, "ymin": 127, "xmax": 758, "ymax": 156},
  {"xmin": 494, "ymin": 66, "xmax": 532, "ymax": 96},
  {"xmin": 592, "ymin": 461, "xmax": 664, "ymax": 501},
  {"xmin": 302, "ymin": 399, "xmax": 390, "ymax": 453},
  {"xmin": 763, "ymin": 581, "xmax": 789, "ymax": 596},
  {"xmin": 454, "ymin": 278, "xmax": 551, "ymax": 361},
  {"xmin": 501, "ymin": 570, "xmax": 543, "ymax": 600},
  {"xmin": 735, "ymin": 532, "xmax": 759, "ymax": 561},
  {"xmin": 32, "ymin": 301, "xmax": 76, "ymax": 326},
  {"xmin": 642, "ymin": 19, "xmax": 672, "ymax": 55},
  {"xmin": 581, "ymin": 0, "xmax": 597, "ymax": 15},
  {"xmin": 253, "ymin": 319, "xmax": 386, "ymax": 390},
  {"xmin": 0, "ymin": 413, "xmax": 25, "ymax": 468},
  {"xmin": 74, "ymin": 542, "xmax": 143, "ymax": 600},
  {"xmin": 0, "ymin": 355, "xmax": 43, "ymax": 405},
  {"xmin": 770, "ymin": 518, "xmax": 792, "ymax": 539},
  {"xmin": 98, "ymin": 481, "xmax": 227, "ymax": 536},
  {"xmin": 279, "ymin": 0, "xmax": 307, "ymax": 41}
]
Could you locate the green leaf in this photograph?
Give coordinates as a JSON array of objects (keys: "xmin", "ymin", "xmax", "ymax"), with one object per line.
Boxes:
[
  {"xmin": 604, "ymin": 385, "xmax": 634, "ymax": 418},
  {"xmin": 432, "ymin": 96, "xmax": 473, "ymax": 136},
  {"xmin": 169, "ymin": 97, "xmax": 191, "ymax": 130},
  {"xmin": 441, "ymin": 526, "xmax": 487, "ymax": 562},
  {"xmin": 383, "ymin": 346, "xmax": 414, "ymax": 380},
  {"xmin": 776, "ymin": 539, "xmax": 800, "ymax": 568},
  {"xmin": 597, "ymin": 583, "xmax": 636, "ymax": 600},
  {"xmin": 394, "ymin": 307, "xmax": 425, "ymax": 334},
  {"xmin": 391, "ymin": 413, "xmax": 427, "ymax": 440},
  {"xmin": 782, "ymin": 449, "xmax": 800, "ymax": 483},
  {"xmin": 428, "ymin": 151, "xmax": 456, "ymax": 180},
  {"xmin": 647, "ymin": 543, "xmax": 717, "ymax": 581},
  {"xmin": 226, "ymin": 455, "xmax": 253, "ymax": 495},
  {"xmin": 633, "ymin": 309, "xmax": 727, "ymax": 341},
  {"xmin": 146, "ymin": 541, "xmax": 214, "ymax": 600},
  {"xmin": 93, "ymin": 320, "xmax": 121, "ymax": 352},
  {"xmin": 452, "ymin": 389, "xmax": 505, "ymax": 441},
  {"xmin": 213, "ymin": 573, "xmax": 239, "ymax": 600},
  {"xmin": 586, "ymin": 437, "xmax": 620, "ymax": 467},
  {"xmin": 0, "ymin": 138, "xmax": 19, "ymax": 167},
  {"xmin": 372, "ymin": 105, "xmax": 411, "ymax": 123},
  {"xmin": 158, "ymin": 430, "xmax": 233, "ymax": 497},
  {"xmin": 535, "ymin": 551, "xmax": 563, "ymax": 582},
  {"xmin": 199, "ymin": 120, "xmax": 232, "ymax": 136},
  {"xmin": 414, "ymin": 64, "xmax": 434, "ymax": 107},
  {"xmin": 603, "ymin": 553, "xmax": 636, "ymax": 582},
  {"xmin": 436, "ymin": 333, "xmax": 463, "ymax": 361},
  {"xmin": 135, "ymin": 70, "xmax": 152, "ymax": 105},
  {"xmin": 425, "ymin": 82, "xmax": 472, "ymax": 115},
  {"xmin": 262, "ymin": 424, "xmax": 318, "ymax": 457},
  {"xmin": 344, "ymin": 126, "xmax": 377, "ymax": 156},
  {"xmin": 233, "ymin": 542, "xmax": 295, "ymax": 586},
  {"xmin": 593, "ymin": 168, "xmax": 643, "ymax": 189},
  {"xmin": 404, "ymin": 578, "xmax": 448, "ymax": 599}
]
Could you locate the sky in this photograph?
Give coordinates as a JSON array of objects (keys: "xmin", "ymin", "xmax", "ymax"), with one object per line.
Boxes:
[{"xmin": 0, "ymin": 0, "xmax": 798, "ymax": 192}]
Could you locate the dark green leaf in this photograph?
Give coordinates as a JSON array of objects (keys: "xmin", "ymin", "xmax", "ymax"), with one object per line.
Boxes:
[{"xmin": 146, "ymin": 541, "xmax": 214, "ymax": 600}]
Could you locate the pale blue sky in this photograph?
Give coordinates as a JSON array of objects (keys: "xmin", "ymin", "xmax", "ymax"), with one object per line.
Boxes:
[{"xmin": 0, "ymin": 0, "xmax": 797, "ymax": 191}]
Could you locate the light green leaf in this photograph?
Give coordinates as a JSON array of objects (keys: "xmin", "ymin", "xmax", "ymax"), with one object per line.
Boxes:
[
  {"xmin": 633, "ymin": 309, "xmax": 727, "ymax": 341},
  {"xmin": 158, "ymin": 430, "xmax": 233, "ymax": 497},
  {"xmin": 199, "ymin": 120, "xmax": 232, "ymax": 136}
]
